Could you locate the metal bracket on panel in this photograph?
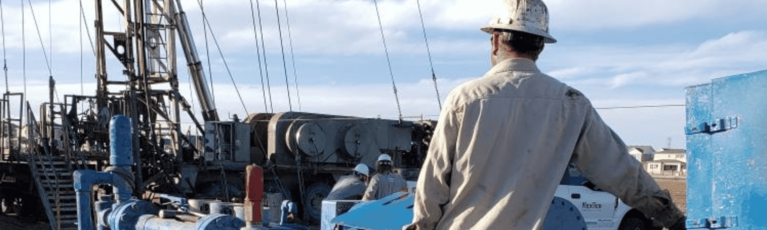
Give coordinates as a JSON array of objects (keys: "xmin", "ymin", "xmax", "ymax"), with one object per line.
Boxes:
[
  {"xmin": 686, "ymin": 216, "xmax": 738, "ymax": 229},
  {"xmin": 685, "ymin": 117, "xmax": 738, "ymax": 135}
]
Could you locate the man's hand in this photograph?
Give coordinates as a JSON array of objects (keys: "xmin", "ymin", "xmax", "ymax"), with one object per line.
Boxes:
[{"xmin": 668, "ymin": 216, "xmax": 686, "ymax": 230}]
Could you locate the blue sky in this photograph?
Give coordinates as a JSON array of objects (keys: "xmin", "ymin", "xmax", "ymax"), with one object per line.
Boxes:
[{"xmin": 2, "ymin": 0, "xmax": 767, "ymax": 149}]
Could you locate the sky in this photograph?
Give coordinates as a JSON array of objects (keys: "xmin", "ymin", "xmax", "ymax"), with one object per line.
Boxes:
[{"xmin": 1, "ymin": 0, "xmax": 766, "ymax": 149}]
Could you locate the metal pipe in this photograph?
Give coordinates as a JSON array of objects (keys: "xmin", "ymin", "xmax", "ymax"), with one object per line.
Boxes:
[
  {"xmin": 110, "ymin": 115, "xmax": 133, "ymax": 202},
  {"xmin": 174, "ymin": 0, "xmax": 219, "ymax": 122},
  {"xmin": 76, "ymin": 115, "xmax": 135, "ymax": 230},
  {"xmin": 136, "ymin": 215, "xmax": 197, "ymax": 230},
  {"xmin": 74, "ymin": 169, "xmax": 114, "ymax": 230}
]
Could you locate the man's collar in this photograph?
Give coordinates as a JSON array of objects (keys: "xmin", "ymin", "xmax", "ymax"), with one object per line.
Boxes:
[{"xmin": 486, "ymin": 58, "xmax": 540, "ymax": 76}]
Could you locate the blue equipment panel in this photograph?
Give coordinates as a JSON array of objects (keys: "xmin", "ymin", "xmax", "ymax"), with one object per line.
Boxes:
[{"xmin": 685, "ymin": 69, "xmax": 767, "ymax": 229}]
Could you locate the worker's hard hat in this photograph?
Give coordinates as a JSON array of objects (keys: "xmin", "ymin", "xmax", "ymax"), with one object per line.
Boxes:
[
  {"xmin": 481, "ymin": 0, "xmax": 556, "ymax": 44},
  {"xmin": 354, "ymin": 163, "xmax": 370, "ymax": 177},
  {"xmin": 377, "ymin": 154, "xmax": 392, "ymax": 163}
]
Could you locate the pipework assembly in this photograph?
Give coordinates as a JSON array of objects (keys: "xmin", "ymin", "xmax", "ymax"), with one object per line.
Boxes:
[{"xmin": 75, "ymin": 115, "xmax": 244, "ymax": 230}]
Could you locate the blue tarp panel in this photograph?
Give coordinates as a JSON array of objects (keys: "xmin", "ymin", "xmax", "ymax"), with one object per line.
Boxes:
[{"xmin": 330, "ymin": 192, "xmax": 413, "ymax": 230}]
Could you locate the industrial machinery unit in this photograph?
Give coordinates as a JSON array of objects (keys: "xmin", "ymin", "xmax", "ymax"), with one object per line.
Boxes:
[{"xmin": 0, "ymin": 0, "xmax": 435, "ymax": 228}]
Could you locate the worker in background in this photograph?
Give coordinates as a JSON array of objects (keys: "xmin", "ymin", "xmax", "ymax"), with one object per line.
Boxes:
[
  {"xmin": 362, "ymin": 154, "xmax": 408, "ymax": 200},
  {"xmin": 325, "ymin": 163, "xmax": 371, "ymax": 200},
  {"xmin": 405, "ymin": 0, "xmax": 687, "ymax": 229}
]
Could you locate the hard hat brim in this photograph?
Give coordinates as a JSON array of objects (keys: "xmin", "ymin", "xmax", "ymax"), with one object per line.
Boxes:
[{"xmin": 481, "ymin": 26, "xmax": 557, "ymax": 44}]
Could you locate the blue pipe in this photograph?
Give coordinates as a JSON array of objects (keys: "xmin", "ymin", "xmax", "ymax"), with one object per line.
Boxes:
[
  {"xmin": 109, "ymin": 115, "xmax": 133, "ymax": 203},
  {"xmin": 74, "ymin": 170, "xmax": 114, "ymax": 230},
  {"xmin": 75, "ymin": 115, "xmax": 135, "ymax": 230},
  {"xmin": 76, "ymin": 115, "xmax": 246, "ymax": 230}
]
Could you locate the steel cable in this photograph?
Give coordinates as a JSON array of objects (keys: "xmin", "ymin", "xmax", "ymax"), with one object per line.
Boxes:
[
  {"xmin": 273, "ymin": 0, "xmax": 293, "ymax": 112},
  {"xmin": 26, "ymin": 0, "xmax": 52, "ymax": 76},
  {"xmin": 194, "ymin": 0, "xmax": 250, "ymax": 115},
  {"xmin": 249, "ymin": 0, "xmax": 269, "ymax": 113},
  {"xmin": 372, "ymin": 0, "xmax": 403, "ymax": 120},
  {"xmin": 254, "ymin": 0, "xmax": 274, "ymax": 113},
  {"xmin": 79, "ymin": 1, "xmax": 95, "ymax": 57},
  {"xmin": 416, "ymin": 0, "xmax": 442, "ymax": 111},
  {"xmin": 281, "ymin": 0, "xmax": 301, "ymax": 111},
  {"xmin": 79, "ymin": 0, "xmax": 83, "ymax": 112},
  {"xmin": 21, "ymin": 0, "xmax": 25, "ymax": 99},
  {"xmin": 48, "ymin": 0, "xmax": 50, "ymax": 73},
  {"xmin": 201, "ymin": 0, "xmax": 216, "ymax": 108},
  {"xmin": 1, "ymin": 0, "xmax": 8, "ymax": 93}
]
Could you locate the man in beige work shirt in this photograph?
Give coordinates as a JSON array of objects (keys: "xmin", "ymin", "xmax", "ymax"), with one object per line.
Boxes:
[{"xmin": 407, "ymin": 0, "xmax": 686, "ymax": 229}]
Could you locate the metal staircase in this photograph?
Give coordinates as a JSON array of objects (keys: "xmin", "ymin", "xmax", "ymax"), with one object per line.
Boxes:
[
  {"xmin": 29, "ymin": 154, "xmax": 78, "ymax": 230},
  {"xmin": 26, "ymin": 103, "xmax": 79, "ymax": 230}
]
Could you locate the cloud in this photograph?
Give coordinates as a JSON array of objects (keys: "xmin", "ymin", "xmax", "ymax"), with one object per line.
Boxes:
[
  {"xmin": 5, "ymin": 0, "xmax": 766, "ymax": 59},
  {"xmin": 543, "ymin": 30, "xmax": 767, "ymax": 89}
]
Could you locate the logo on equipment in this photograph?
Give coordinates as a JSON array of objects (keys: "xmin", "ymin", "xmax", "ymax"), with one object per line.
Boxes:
[{"xmin": 582, "ymin": 202, "xmax": 602, "ymax": 210}]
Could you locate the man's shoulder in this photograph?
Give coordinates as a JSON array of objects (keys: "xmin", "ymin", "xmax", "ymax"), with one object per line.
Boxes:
[{"xmin": 446, "ymin": 70, "xmax": 575, "ymax": 104}]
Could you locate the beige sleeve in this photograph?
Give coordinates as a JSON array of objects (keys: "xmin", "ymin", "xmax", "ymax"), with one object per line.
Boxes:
[
  {"xmin": 411, "ymin": 104, "xmax": 462, "ymax": 230},
  {"xmin": 572, "ymin": 108, "xmax": 684, "ymax": 227},
  {"xmin": 362, "ymin": 175, "xmax": 380, "ymax": 201}
]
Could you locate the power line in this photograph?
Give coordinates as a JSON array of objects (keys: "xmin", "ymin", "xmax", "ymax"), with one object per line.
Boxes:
[
  {"xmin": 416, "ymin": 0, "xmax": 441, "ymax": 111},
  {"xmin": 281, "ymin": 0, "xmax": 301, "ymax": 111},
  {"xmin": 372, "ymin": 0, "xmax": 403, "ymax": 120},
  {"xmin": 595, "ymin": 104, "xmax": 685, "ymax": 110},
  {"xmin": 249, "ymin": 0, "xmax": 269, "ymax": 113},
  {"xmin": 273, "ymin": 0, "xmax": 293, "ymax": 111}
]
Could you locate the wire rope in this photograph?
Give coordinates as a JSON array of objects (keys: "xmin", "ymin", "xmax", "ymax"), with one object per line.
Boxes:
[
  {"xmin": 249, "ymin": 0, "xmax": 269, "ymax": 113},
  {"xmin": 79, "ymin": 0, "xmax": 83, "ymax": 112},
  {"xmin": 78, "ymin": 1, "xmax": 95, "ymax": 56},
  {"xmin": 273, "ymin": 0, "xmax": 292, "ymax": 111},
  {"xmin": 21, "ymin": 0, "xmax": 25, "ymax": 99},
  {"xmin": 48, "ymin": 0, "xmax": 50, "ymax": 72},
  {"xmin": 194, "ymin": 0, "xmax": 249, "ymax": 115},
  {"xmin": 200, "ymin": 0, "xmax": 216, "ymax": 108},
  {"xmin": 372, "ymin": 0, "xmax": 402, "ymax": 120},
  {"xmin": 281, "ymin": 0, "xmax": 301, "ymax": 111},
  {"xmin": 26, "ymin": 0, "xmax": 52, "ymax": 75},
  {"xmin": 1, "ymin": 0, "xmax": 8, "ymax": 93},
  {"xmin": 254, "ymin": 0, "xmax": 274, "ymax": 113},
  {"xmin": 416, "ymin": 0, "xmax": 441, "ymax": 110}
]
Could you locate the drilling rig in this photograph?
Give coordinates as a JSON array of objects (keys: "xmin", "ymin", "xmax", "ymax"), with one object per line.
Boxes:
[{"xmin": 0, "ymin": 0, "xmax": 435, "ymax": 228}]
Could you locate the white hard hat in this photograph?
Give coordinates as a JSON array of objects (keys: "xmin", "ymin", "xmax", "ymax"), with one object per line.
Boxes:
[
  {"xmin": 354, "ymin": 163, "xmax": 370, "ymax": 177},
  {"xmin": 377, "ymin": 154, "xmax": 392, "ymax": 163},
  {"xmin": 481, "ymin": 0, "xmax": 556, "ymax": 43}
]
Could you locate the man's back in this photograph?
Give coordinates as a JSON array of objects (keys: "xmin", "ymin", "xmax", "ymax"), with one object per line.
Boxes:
[
  {"xmin": 412, "ymin": 58, "xmax": 674, "ymax": 229},
  {"xmin": 363, "ymin": 172, "xmax": 408, "ymax": 200},
  {"xmin": 326, "ymin": 175, "xmax": 367, "ymax": 200}
]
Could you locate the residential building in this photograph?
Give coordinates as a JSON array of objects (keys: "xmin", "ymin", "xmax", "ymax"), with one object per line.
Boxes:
[
  {"xmin": 646, "ymin": 148, "xmax": 686, "ymax": 177},
  {"xmin": 627, "ymin": 145, "xmax": 655, "ymax": 162}
]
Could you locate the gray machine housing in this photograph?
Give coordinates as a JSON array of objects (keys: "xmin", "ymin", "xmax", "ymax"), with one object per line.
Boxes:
[{"xmin": 267, "ymin": 112, "xmax": 413, "ymax": 168}]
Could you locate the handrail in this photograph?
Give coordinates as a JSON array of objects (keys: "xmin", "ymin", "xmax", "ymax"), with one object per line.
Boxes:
[{"xmin": 26, "ymin": 101, "xmax": 60, "ymax": 230}]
